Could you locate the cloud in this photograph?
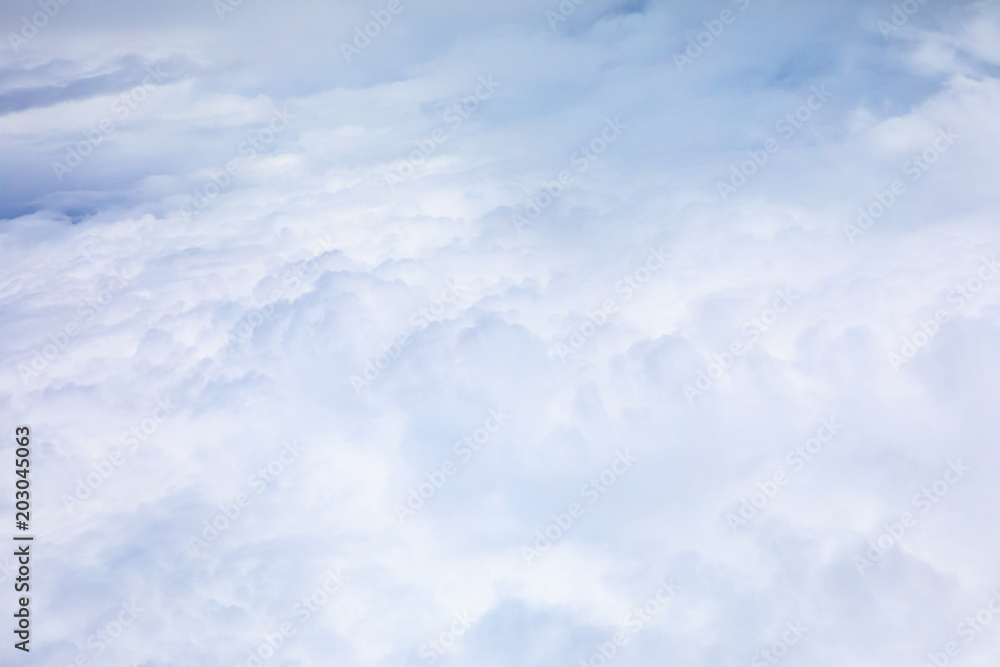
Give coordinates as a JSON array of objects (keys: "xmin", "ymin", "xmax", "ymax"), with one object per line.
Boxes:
[{"xmin": 2, "ymin": 0, "xmax": 1000, "ymax": 665}]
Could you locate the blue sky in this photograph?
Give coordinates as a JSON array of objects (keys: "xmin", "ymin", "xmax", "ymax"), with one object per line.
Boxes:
[{"xmin": 2, "ymin": 0, "xmax": 1000, "ymax": 665}]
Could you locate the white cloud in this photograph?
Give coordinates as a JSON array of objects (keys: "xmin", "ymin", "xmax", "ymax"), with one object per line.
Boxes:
[{"xmin": 2, "ymin": 0, "xmax": 1000, "ymax": 665}]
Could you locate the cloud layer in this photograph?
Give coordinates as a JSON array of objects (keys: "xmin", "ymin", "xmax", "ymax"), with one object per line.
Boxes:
[{"xmin": 2, "ymin": 0, "xmax": 1000, "ymax": 665}]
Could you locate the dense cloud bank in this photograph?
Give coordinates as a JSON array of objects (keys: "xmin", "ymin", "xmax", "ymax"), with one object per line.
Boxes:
[{"xmin": 2, "ymin": 0, "xmax": 1000, "ymax": 665}]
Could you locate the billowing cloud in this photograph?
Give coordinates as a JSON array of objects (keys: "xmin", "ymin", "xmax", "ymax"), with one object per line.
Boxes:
[{"xmin": 2, "ymin": 0, "xmax": 1000, "ymax": 665}]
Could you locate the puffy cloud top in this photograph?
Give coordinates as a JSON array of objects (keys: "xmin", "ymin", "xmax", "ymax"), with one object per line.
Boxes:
[{"xmin": 2, "ymin": 0, "xmax": 1000, "ymax": 665}]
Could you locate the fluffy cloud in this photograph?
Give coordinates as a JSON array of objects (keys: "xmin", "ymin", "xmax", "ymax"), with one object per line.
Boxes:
[{"xmin": 2, "ymin": 0, "xmax": 1000, "ymax": 665}]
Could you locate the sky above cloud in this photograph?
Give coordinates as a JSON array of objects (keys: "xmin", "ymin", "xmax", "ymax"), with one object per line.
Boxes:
[{"xmin": 2, "ymin": 0, "xmax": 1000, "ymax": 665}]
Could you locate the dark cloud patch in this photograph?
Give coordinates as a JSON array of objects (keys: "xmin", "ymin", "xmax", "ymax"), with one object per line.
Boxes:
[{"xmin": 0, "ymin": 55, "xmax": 196, "ymax": 116}]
